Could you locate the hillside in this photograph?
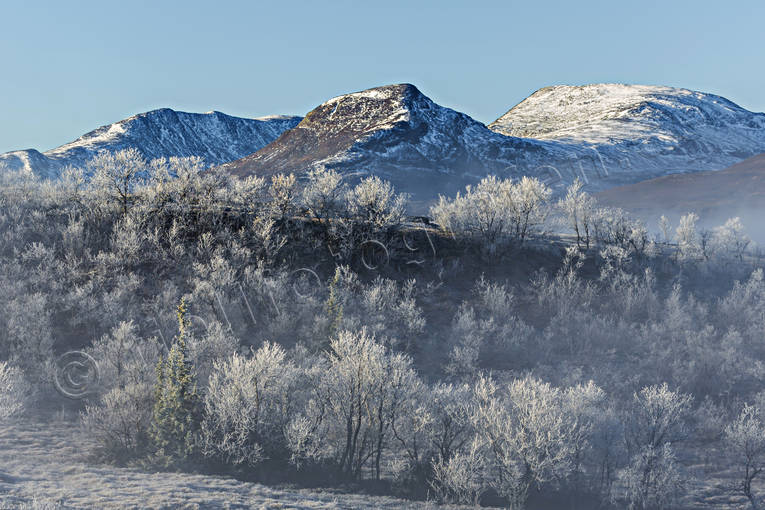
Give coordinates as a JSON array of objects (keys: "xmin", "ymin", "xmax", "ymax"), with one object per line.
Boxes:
[{"xmin": 596, "ymin": 152, "xmax": 765, "ymax": 238}]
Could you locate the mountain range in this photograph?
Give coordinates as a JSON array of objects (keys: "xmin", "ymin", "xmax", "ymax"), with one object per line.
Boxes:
[
  {"xmin": 3, "ymin": 83, "xmax": 765, "ymax": 205},
  {"xmin": 224, "ymin": 83, "xmax": 765, "ymax": 200}
]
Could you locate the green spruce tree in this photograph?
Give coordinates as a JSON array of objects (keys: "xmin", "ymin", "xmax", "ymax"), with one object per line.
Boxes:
[{"xmin": 150, "ymin": 298, "xmax": 200, "ymax": 468}]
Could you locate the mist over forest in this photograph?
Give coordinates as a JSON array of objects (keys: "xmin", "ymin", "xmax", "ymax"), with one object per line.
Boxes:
[{"xmin": 1, "ymin": 149, "xmax": 765, "ymax": 509}]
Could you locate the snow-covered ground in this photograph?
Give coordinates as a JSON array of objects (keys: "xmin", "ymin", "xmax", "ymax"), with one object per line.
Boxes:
[
  {"xmin": 0, "ymin": 416, "xmax": 749, "ymax": 510},
  {"xmin": 0, "ymin": 418, "xmax": 456, "ymax": 510}
]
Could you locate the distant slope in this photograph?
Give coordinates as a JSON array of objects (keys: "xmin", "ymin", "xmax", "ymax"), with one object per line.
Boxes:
[
  {"xmin": 490, "ymin": 84, "xmax": 765, "ymax": 181},
  {"xmin": 0, "ymin": 109, "xmax": 301, "ymax": 179},
  {"xmin": 596, "ymin": 152, "xmax": 765, "ymax": 237}
]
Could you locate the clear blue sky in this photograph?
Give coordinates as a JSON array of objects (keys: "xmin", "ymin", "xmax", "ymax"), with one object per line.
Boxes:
[{"xmin": 2, "ymin": 0, "xmax": 764, "ymax": 154}]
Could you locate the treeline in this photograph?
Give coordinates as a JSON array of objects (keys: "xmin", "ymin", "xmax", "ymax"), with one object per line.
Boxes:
[{"xmin": 0, "ymin": 150, "xmax": 764, "ymax": 509}]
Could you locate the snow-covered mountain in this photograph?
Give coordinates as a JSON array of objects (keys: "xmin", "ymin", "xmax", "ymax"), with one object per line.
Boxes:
[
  {"xmin": 221, "ymin": 84, "xmax": 576, "ymax": 201},
  {"xmin": 0, "ymin": 109, "xmax": 302, "ymax": 179},
  {"xmin": 489, "ymin": 84, "xmax": 765, "ymax": 180},
  {"xmin": 223, "ymin": 83, "xmax": 765, "ymax": 203}
]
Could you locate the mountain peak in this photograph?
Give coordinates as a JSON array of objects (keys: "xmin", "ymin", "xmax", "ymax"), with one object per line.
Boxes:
[
  {"xmin": 323, "ymin": 83, "xmax": 422, "ymax": 104},
  {"xmin": 221, "ymin": 83, "xmax": 545, "ymax": 202},
  {"xmin": 222, "ymin": 82, "xmax": 765, "ymax": 203},
  {"xmin": 295, "ymin": 83, "xmax": 433, "ymax": 136}
]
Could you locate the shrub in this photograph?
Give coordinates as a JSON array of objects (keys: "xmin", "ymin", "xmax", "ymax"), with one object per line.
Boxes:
[
  {"xmin": 81, "ymin": 382, "xmax": 154, "ymax": 462},
  {"xmin": 346, "ymin": 176, "xmax": 407, "ymax": 229},
  {"xmin": 724, "ymin": 404, "xmax": 765, "ymax": 510},
  {"xmin": 200, "ymin": 342, "xmax": 297, "ymax": 465}
]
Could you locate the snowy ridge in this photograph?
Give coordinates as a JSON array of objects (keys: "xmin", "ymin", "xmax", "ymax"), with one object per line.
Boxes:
[{"xmin": 0, "ymin": 109, "xmax": 302, "ymax": 179}]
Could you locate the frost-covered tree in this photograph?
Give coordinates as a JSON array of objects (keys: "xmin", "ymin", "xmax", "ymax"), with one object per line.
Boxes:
[
  {"xmin": 228, "ymin": 174, "xmax": 267, "ymax": 213},
  {"xmin": 81, "ymin": 382, "xmax": 154, "ymax": 461},
  {"xmin": 563, "ymin": 380, "xmax": 607, "ymax": 489},
  {"xmin": 531, "ymin": 247, "xmax": 597, "ymax": 355},
  {"xmin": 624, "ymin": 383, "xmax": 693, "ymax": 455},
  {"xmin": 469, "ymin": 375, "xmax": 579, "ymax": 509},
  {"xmin": 616, "ymin": 443, "xmax": 686, "ymax": 510},
  {"xmin": 447, "ymin": 278, "xmax": 532, "ymax": 375},
  {"xmin": 558, "ymin": 178, "xmax": 596, "ymax": 250},
  {"xmin": 509, "ymin": 176, "xmax": 552, "ymax": 242},
  {"xmin": 268, "ymin": 173, "xmax": 298, "ymax": 221},
  {"xmin": 712, "ymin": 217, "xmax": 751, "ymax": 261},
  {"xmin": 185, "ymin": 320, "xmax": 238, "ymax": 386},
  {"xmin": 431, "ymin": 175, "xmax": 550, "ymax": 250},
  {"xmin": 88, "ymin": 321, "xmax": 162, "ymax": 392},
  {"xmin": 446, "ymin": 304, "xmax": 483, "ymax": 376},
  {"xmin": 2, "ymin": 291, "xmax": 54, "ymax": 382},
  {"xmin": 357, "ymin": 277, "xmax": 425, "ymax": 351},
  {"xmin": 724, "ymin": 404, "xmax": 765, "ymax": 510},
  {"xmin": 147, "ymin": 156, "xmax": 207, "ymax": 214},
  {"xmin": 591, "ymin": 206, "xmax": 651, "ymax": 256},
  {"xmin": 346, "ymin": 176, "xmax": 407, "ymax": 229},
  {"xmin": 391, "ymin": 382, "xmax": 473, "ymax": 487},
  {"xmin": 200, "ymin": 342, "xmax": 297, "ymax": 466},
  {"xmin": 302, "ymin": 167, "xmax": 347, "ymax": 222},
  {"xmin": 287, "ymin": 328, "xmax": 420, "ymax": 479},
  {"xmin": 617, "ymin": 384, "xmax": 692, "ymax": 510},
  {"xmin": 430, "ymin": 437, "xmax": 488, "ymax": 505},
  {"xmin": 87, "ymin": 148, "xmax": 148, "ymax": 216},
  {"xmin": 675, "ymin": 212, "xmax": 702, "ymax": 262},
  {"xmin": 659, "ymin": 215, "xmax": 672, "ymax": 244},
  {"xmin": 718, "ymin": 269, "xmax": 765, "ymax": 339}
]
